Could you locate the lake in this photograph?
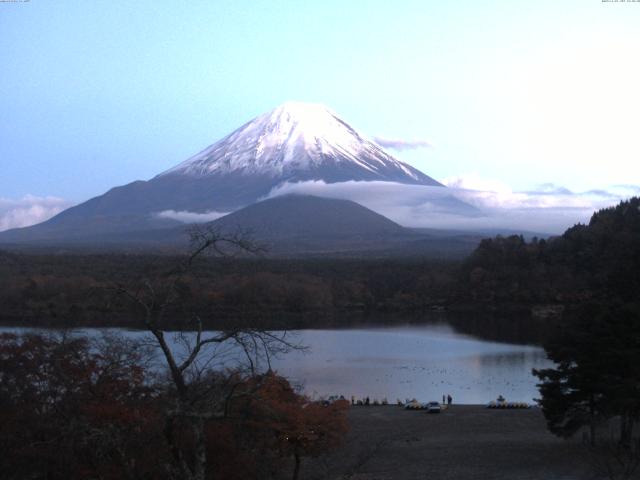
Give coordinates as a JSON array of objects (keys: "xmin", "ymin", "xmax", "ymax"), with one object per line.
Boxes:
[
  {"xmin": 1, "ymin": 322, "xmax": 551, "ymax": 404},
  {"xmin": 273, "ymin": 324, "xmax": 551, "ymax": 404}
]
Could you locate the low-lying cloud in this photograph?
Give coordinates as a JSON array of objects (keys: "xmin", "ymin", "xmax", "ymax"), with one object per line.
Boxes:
[
  {"xmin": 373, "ymin": 137, "xmax": 433, "ymax": 151},
  {"xmin": 4, "ymin": 179, "xmax": 634, "ymax": 237},
  {"xmin": 265, "ymin": 178, "xmax": 637, "ymax": 234},
  {"xmin": 0, "ymin": 195, "xmax": 73, "ymax": 232},
  {"xmin": 156, "ymin": 209, "xmax": 229, "ymax": 223}
]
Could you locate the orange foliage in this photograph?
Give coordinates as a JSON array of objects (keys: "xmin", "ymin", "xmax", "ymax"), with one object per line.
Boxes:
[
  {"xmin": 230, "ymin": 372, "xmax": 349, "ymax": 478},
  {"xmin": 0, "ymin": 335, "xmax": 349, "ymax": 480}
]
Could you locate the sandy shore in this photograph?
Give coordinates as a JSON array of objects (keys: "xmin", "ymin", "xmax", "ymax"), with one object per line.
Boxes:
[{"xmin": 304, "ymin": 405, "xmax": 591, "ymax": 480}]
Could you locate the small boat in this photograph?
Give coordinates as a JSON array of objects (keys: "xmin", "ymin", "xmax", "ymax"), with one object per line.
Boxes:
[
  {"xmin": 404, "ymin": 400, "xmax": 423, "ymax": 410},
  {"xmin": 487, "ymin": 400, "xmax": 530, "ymax": 409}
]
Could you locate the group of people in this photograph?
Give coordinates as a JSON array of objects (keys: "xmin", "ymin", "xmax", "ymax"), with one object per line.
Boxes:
[
  {"xmin": 351, "ymin": 396, "xmax": 389, "ymax": 406},
  {"xmin": 350, "ymin": 394, "xmax": 455, "ymax": 406}
]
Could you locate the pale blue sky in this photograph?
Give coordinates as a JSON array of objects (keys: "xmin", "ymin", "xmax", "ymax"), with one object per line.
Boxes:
[{"xmin": 2, "ymin": 0, "xmax": 640, "ymax": 206}]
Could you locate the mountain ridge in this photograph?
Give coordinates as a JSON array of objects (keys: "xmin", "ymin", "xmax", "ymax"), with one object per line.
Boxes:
[{"xmin": 0, "ymin": 195, "xmax": 484, "ymax": 258}]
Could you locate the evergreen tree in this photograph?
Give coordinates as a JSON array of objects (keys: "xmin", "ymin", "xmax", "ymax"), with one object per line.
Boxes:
[
  {"xmin": 534, "ymin": 303, "xmax": 610, "ymax": 444},
  {"xmin": 534, "ymin": 198, "xmax": 640, "ymax": 446},
  {"xmin": 534, "ymin": 302, "xmax": 640, "ymax": 445}
]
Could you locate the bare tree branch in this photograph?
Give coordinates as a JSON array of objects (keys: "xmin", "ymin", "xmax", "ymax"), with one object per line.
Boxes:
[{"xmin": 108, "ymin": 224, "xmax": 302, "ymax": 480}]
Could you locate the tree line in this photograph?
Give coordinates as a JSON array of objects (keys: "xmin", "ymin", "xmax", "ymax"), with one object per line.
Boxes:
[
  {"xmin": 531, "ymin": 198, "xmax": 640, "ymax": 446},
  {"xmin": 0, "ymin": 252, "xmax": 459, "ymax": 329},
  {"xmin": 458, "ymin": 198, "xmax": 640, "ymax": 307}
]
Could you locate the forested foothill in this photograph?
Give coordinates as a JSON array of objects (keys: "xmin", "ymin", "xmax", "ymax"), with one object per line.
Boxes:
[
  {"xmin": 0, "ymin": 252, "xmax": 459, "ymax": 329},
  {"xmin": 460, "ymin": 197, "xmax": 640, "ymax": 308}
]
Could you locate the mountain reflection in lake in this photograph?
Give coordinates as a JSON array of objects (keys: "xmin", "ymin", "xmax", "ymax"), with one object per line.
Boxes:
[
  {"xmin": 271, "ymin": 325, "xmax": 550, "ymax": 404},
  {"xmin": 1, "ymin": 323, "xmax": 550, "ymax": 404}
]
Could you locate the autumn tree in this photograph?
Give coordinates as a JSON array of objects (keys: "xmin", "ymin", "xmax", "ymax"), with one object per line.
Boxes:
[
  {"xmin": 0, "ymin": 333, "xmax": 349, "ymax": 480},
  {"xmin": 233, "ymin": 372, "xmax": 349, "ymax": 480},
  {"xmin": 112, "ymin": 225, "xmax": 303, "ymax": 480},
  {"xmin": 0, "ymin": 332, "xmax": 162, "ymax": 480}
]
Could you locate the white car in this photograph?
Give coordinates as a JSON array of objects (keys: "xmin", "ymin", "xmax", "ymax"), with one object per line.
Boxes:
[{"xmin": 426, "ymin": 401, "xmax": 441, "ymax": 413}]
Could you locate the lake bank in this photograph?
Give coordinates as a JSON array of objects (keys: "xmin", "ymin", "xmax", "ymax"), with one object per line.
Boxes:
[
  {"xmin": 305, "ymin": 405, "xmax": 589, "ymax": 480},
  {"xmin": 0, "ymin": 252, "xmax": 564, "ymax": 345}
]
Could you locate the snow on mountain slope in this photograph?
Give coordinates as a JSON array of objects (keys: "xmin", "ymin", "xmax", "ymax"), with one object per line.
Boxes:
[{"xmin": 159, "ymin": 102, "xmax": 441, "ymax": 185}]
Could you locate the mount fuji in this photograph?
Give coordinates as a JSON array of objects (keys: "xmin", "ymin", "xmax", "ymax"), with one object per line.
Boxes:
[
  {"xmin": 0, "ymin": 102, "xmax": 455, "ymax": 247},
  {"xmin": 161, "ymin": 102, "xmax": 440, "ymax": 186}
]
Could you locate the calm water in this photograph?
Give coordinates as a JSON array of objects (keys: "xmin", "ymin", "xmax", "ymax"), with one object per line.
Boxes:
[
  {"xmin": 1, "ymin": 323, "xmax": 551, "ymax": 404},
  {"xmin": 272, "ymin": 325, "xmax": 550, "ymax": 404}
]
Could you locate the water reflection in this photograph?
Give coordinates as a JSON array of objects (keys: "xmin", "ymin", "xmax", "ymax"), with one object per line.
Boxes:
[
  {"xmin": 445, "ymin": 310, "xmax": 557, "ymax": 345},
  {"xmin": 271, "ymin": 325, "xmax": 551, "ymax": 404}
]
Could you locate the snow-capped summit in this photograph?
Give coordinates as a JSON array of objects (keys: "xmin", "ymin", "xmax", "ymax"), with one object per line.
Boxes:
[{"xmin": 159, "ymin": 101, "xmax": 440, "ymax": 185}]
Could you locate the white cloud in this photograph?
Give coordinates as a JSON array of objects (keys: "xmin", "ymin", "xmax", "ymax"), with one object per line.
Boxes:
[
  {"xmin": 156, "ymin": 209, "xmax": 229, "ymax": 223},
  {"xmin": 443, "ymin": 174, "xmax": 512, "ymax": 193},
  {"xmin": 0, "ymin": 195, "xmax": 73, "ymax": 232},
  {"xmin": 527, "ymin": 183, "xmax": 573, "ymax": 195},
  {"xmin": 608, "ymin": 185, "xmax": 640, "ymax": 197},
  {"xmin": 373, "ymin": 137, "xmax": 433, "ymax": 151},
  {"xmin": 264, "ymin": 178, "xmax": 637, "ymax": 234}
]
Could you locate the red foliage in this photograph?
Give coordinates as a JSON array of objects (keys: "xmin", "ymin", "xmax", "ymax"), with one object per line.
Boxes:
[
  {"xmin": 0, "ymin": 334, "xmax": 349, "ymax": 480},
  {"xmin": 221, "ymin": 372, "xmax": 350, "ymax": 479},
  {"xmin": 0, "ymin": 333, "xmax": 164, "ymax": 479}
]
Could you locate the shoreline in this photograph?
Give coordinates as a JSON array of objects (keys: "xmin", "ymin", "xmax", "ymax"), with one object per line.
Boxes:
[{"xmin": 305, "ymin": 405, "xmax": 589, "ymax": 480}]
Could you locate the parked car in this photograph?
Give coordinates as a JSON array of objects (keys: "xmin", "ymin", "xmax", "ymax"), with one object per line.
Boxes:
[{"xmin": 426, "ymin": 401, "xmax": 441, "ymax": 413}]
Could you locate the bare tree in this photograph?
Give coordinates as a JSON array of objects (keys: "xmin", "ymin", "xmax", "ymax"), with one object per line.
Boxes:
[{"xmin": 113, "ymin": 225, "xmax": 301, "ymax": 480}]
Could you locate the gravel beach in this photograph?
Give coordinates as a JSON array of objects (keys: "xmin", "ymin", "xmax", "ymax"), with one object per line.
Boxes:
[{"xmin": 305, "ymin": 405, "xmax": 591, "ymax": 480}]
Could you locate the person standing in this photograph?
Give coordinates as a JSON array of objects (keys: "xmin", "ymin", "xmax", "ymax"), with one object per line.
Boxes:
[
  {"xmin": 447, "ymin": 394, "xmax": 452, "ymax": 406},
  {"xmin": 442, "ymin": 394, "xmax": 446, "ymax": 405}
]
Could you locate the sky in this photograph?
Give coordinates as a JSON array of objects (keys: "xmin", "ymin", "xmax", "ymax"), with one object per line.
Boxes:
[{"xmin": 1, "ymin": 1, "xmax": 640, "ymax": 232}]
